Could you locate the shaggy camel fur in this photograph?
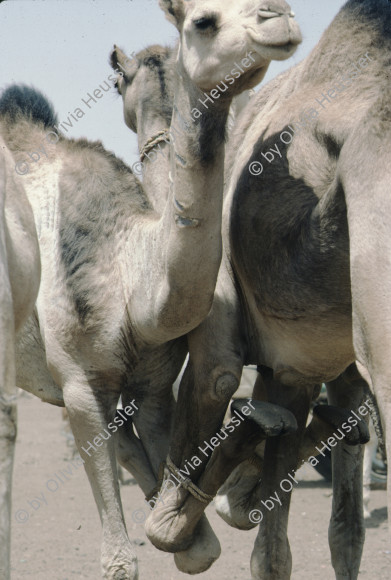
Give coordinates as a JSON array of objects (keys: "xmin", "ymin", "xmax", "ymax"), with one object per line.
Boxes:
[
  {"xmin": 0, "ymin": 135, "xmax": 40, "ymax": 580},
  {"xmin": 146, "ymin": 1, "xmax": 390, "ymax": 578},
  {"xmin": 0, "ymin": 0, "xmax": 301, "ymax": 577}
]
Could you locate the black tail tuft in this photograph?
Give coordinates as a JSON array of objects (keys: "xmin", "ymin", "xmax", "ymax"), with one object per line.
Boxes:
[{"xmin": 0, "ymin": 84, "xmax": 58, "ymax": 128}]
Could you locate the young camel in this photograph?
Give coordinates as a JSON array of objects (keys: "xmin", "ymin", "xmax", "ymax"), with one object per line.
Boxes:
[
  {"xmin": 0, "ymin": 136, "xmax": 40, "ymax": 580},
  {"xmin": 146, "ymin": 0, "xmax": 390, "ymax": 578},
  {"xmin": 0, "ymin": 1, "xmax": 301, "ymax": 578}
]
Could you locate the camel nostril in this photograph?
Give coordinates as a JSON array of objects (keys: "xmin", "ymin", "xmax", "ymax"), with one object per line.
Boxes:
[
  {"xmin": 258, "ymin": 9, "xmax": 295, "ymax": 19},
  {"xmin": 258, "ymin": 0, "xmax": 294, "ymax": 17}
]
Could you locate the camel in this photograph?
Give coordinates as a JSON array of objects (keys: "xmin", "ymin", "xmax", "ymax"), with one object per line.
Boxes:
[
  {"xmin": 0, "ymin": 136, "xmax": 40, "ymax": 580},
  {"xmin": 0, "ymin": 1, "xmax": 301, "ymax": 577},
  {"xmin": 112, "ymin": 46, "xmax": 373, "ymax": 576},
  {"xmin": 145, "ymin": 0, "xmax": 391, "ymax": 578},
  {"xmin": 113, "ymin": 40, "xmax": 372, "ymax": 543}
]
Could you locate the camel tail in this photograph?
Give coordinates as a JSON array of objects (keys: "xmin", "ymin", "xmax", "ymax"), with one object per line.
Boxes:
[
  {"xmin": 363, "ymin": 387, "xmax": 386, "ymax": 458},
  {"xmin": 0, "ymin": 84, "xmax": 58, "ymax": 128}
]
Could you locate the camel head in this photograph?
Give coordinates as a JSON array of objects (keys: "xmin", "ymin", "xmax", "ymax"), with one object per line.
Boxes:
[
  {"xmin": 159, "ymin": 0, "xmax": 302, "ymax": 93},
  {"xmin": 110, "ymin": 45, "xmax": 174, "ymax": 133}
]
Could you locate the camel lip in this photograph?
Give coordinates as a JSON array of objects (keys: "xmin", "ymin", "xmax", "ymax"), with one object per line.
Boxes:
[
  {"xmin": 250, "ymin": 39, "xmax": 300, "ymax": 57},
  {"xmin": 247, "ymin": 27, "xmax": 302, "ymax": 51},
  {"xmin": 264, "ymin": 41, "xmax": 299, "ymax": 50}
]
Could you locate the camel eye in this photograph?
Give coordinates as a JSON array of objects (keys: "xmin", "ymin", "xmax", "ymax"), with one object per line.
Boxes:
[{"xmin": 193, "ymin": 16, "xmax": 217, "ymax": 32}]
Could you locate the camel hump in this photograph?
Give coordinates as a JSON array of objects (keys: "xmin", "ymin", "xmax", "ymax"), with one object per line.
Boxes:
[{"xmin": 0, "ymin": 84, "xmax": 58, "ymax": 128}]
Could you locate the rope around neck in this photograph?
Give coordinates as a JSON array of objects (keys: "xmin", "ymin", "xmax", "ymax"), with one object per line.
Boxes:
[{"xmin": 139, "ymin": 129, "xmax": 170, "ymax": 162}]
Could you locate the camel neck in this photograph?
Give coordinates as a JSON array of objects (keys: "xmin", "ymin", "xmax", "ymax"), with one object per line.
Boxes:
[
  {"xmin": 162, "ymin": 73, "xmax": 231, "ymax": 232},
  {"xmin": 137, "ymin": 119, "xmax": 171, "ymax": 215},
  {"xmin": 170, "ymin": 75, "xmax": 230, "ymax": 167}
]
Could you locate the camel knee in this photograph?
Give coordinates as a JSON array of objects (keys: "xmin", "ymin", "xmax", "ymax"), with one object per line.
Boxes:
[
  {"xmin": 215, "ymin": 371, "xmax": 239, "ymax": 400},
  {"xmin": 200, "ymin": 368, "xmax": 240, "ymax": 404}
]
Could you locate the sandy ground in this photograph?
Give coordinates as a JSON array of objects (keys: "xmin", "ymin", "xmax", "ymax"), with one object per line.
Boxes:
[{"xmin": 10, "ymin": 393, "xmax": 390, "ymax": 580}]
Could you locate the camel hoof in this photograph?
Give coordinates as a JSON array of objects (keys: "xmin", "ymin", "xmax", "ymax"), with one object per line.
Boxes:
[
  {"xmin": 215, "ymin": 492, "xmax": 258, "ymax": 530},
  {"xmin": 102, "ymin": 559, "xmax": 139, "ymax": 580},
  {"xmin": 144, "ymin": 485, "xmax": 198, "ymax": 553},
  {"xmin": 174, "ymin": 514, "xmax": 221, "ymax": 574},
  {"xmin": 313, "ymin": 404, "xmax": 370, "ymax": 445},
  {"xmin": 215, "ymin": 461, "xmax": 261, "ymax": 530},
  {"xmin": 231, "ymin": 399, "xmax": 298, "ymax": 437}
]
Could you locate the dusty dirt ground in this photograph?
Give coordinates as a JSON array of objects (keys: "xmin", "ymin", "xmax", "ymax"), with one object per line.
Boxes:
[{"xmin": 10, "ymin": 393, "xmax": 390, "ymax": 580}]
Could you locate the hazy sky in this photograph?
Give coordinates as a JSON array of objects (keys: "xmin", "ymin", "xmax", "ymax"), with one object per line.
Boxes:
[{"xmin": 0, "ymin": 0, "xmax": 347, "ymax": 168}]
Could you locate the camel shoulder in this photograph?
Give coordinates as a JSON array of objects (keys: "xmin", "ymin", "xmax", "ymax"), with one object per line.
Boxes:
[{"xmin": 226, "ymin": 63, "xmax": 303, "ymax": 173}]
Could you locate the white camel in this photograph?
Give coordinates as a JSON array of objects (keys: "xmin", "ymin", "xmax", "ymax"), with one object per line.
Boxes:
[
  {"xmin": 0, "ymin": 136, "xmax": 40, "ymax": 580},
  {"xmin": 0, "ymin": 1, "xmax": 301, "ymax": 577}
]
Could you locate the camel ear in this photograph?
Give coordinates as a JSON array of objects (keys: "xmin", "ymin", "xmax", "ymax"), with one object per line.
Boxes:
[
  {"xmin": 110, "ymin": 45, "xmax": 137, "ymax": 92},
  {"xmin": 159, "ymin": 0, "xmax": 185, "ymax": 30}
]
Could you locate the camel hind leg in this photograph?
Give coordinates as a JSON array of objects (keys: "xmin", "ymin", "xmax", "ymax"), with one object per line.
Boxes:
[
  {"xmin": 250, "ymin": 369, "xmax": 313, "ymax": 580},
  {"xmin": 326, "ymin": 367, "xmax": 367, "ymax": 580},
  {"xmin": 341, "ymin": 120, "xmax": 391, "ymax": 547}
]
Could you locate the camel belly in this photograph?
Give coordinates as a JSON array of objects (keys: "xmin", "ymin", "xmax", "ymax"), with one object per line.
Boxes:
[
  {"xmin": 15, "ymin": 312, "xmax": 65, "ymax": 406},
  {"xmin": 253, "ymin": 310, "xmax": 355, "ymax": 386}
]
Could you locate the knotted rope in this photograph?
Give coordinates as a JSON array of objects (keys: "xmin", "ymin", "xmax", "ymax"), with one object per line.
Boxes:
[
  {"xmin": 139, "ymin": 129, "xmax": 170, "ymax": 162},
  {"xmin": 166, "ymin": 455, "xmax": 214, "ymax": 504},
  {"xmin": 145, "ymin": 456, "xmax": 214, "ymax": 505}
]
